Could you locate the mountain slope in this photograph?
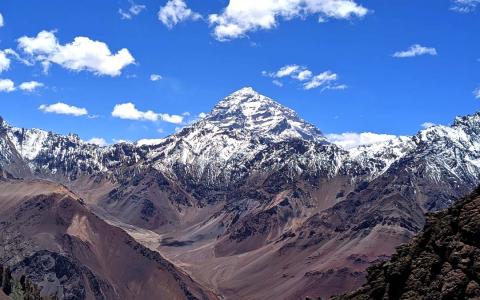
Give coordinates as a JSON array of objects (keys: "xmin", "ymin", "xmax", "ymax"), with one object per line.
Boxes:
[
  {"xmin": 0, "ymin": 178, "xmax": 217, "ymax": 300},
  {"xmin": 336, "ymin": 186, "xmax": 480, "ymax": 300}
]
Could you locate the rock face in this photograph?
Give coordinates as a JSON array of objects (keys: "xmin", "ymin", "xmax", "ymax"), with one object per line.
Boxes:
[
  {"xmin": 336, "ymin": 186, "xmax": 480, "ymax": 300},
  {"xmin": 0, "ymin": 178, "xmax": 217, "ymax": 300},
  {"xmin": 2, "ymin": 87, "xmax": 480, "ymax": 299}
]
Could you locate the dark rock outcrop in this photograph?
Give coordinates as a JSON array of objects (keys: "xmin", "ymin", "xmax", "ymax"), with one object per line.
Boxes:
[{"xmin": 335, "ymin": 186, "xmax": 480, "ymax": 300}]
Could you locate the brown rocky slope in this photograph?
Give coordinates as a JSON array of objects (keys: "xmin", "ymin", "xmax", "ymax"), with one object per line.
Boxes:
[
  {"xmin": 0, "ymin": 177, "xmax": 217, "ymax": 300},
  {"xmin": 335, "ymin": 186, "xmax": 480, "ymax": 300}
]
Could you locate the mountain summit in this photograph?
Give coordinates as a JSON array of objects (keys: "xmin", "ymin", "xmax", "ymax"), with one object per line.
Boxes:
[{"xmin": 205, "ymin": 87, "xmax": 324, "ymax": 142}]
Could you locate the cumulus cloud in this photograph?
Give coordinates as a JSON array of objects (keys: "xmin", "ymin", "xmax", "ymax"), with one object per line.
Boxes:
[
  {"xmin": 111, "ymin": 102, "xmax": 183, "ymax": 124},
  {"xmin": 19, "ymin": 81, "xmax": 44, "ymax": 92},
  {"xmin": 0, "ymin": 79, "xmax": 15, "ymax": 92},
  {"xmin": 209, "ymin": 0, "xmax": 368, "ymax": 41},
  {"xmin": 17, "ymin": 30, "xmax": 135, "ymax": 76},
  {"xmin": 150, "ymin": 74, "xmax": 163, "ymax": 81},
  {"xmin": 119, "ymin": 1, "xmax": 146, "ymax": 19},
  {"xmin": 39, "ymin": 102, "xmax": 88, "ymax": 116},
  {"xmin": 275, "ymin": 65, "xmax": 301, "ymax": 78},
  {"xmin": 326, "ymin": 132, "xmax": 399, "ymax": 149},
  {"xmin": 393, "ymin": 44, "xmax": 437, "ymax": 58},
  {"xmin": 86, "ymin": 137, "xmax": 108, "ymax": 146},
  {"xmin": 451, "ymin": 0, "xmax": 480, "ymax": 12},
  {"xmin": 263, "ymin": 65, "xmax": 345, "ymax": 91},
  {"xmin": 0, "ymin": 13, "xmax": 4, "ymax": 27},
  {"xmin": 158, "ymin": 0, "xmax": 202, "ymax": 29},
  {"xmin": 295, "ymin": 69, "xmax": 313, "ymax": 81}
]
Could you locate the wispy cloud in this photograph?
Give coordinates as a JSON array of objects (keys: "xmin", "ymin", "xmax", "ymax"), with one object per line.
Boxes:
[
  {"xmin": 119, "ymin": 1, "xmax": 146, "ymax": 19},
  {"xmin": 263, "ymin": 64, "xmax": 346, "ymax": 91},
  {"xmin": 39, "ymin": 102, "xmax": 88, "ymax": 116},
  {"xmin": 474, "ymin": 87, "xmax": 480, "ymax": 99},
  {"xmin": 158, "ymin": 0, "xmax": 201, "ymax": 29},
  {"xmin": 111, "ymin": 102, "xmax": 183, "ymax": 124},
  {"xmin": 0, "ymin": 13, "xmax": 4, "ymax": 27},
  {"xmin": 209, "ymin": 0, "xmax": 368, "ymax": 41},
  {"xmin": 393, "ymin": 44, "xmax": 437, "ymax": 58},
  {"xmin": 451, "ymin": 0, "xmax": 480, "ymax": 12},
  {"xmin": 272, "ymin": 80, "xmax": 283, "ymax": 87},
  {"xmin": 17, "ymin": 30, "xmax": 135, "ymax": 76}
]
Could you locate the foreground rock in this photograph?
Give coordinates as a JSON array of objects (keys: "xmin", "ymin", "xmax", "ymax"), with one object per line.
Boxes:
[{"xmin": 335, "ymin": 187, "xmax": 480, "ymax": 300}]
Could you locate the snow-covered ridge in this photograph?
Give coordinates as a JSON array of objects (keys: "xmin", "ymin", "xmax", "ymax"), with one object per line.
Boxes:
[{"xmin": 1, "ymin": 88, "xmax": 480, "ymax": 190}]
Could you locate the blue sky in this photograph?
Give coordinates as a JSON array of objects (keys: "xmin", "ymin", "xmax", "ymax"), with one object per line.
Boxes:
[{"xmin": 0, "ymin": 0, "xmax": 478, "ymax": 146}]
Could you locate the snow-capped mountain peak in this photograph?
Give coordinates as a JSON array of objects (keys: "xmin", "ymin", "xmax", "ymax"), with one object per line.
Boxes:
[{"xmin": 205, "ymin": 87, "xmax": 324, "ymax": 142}]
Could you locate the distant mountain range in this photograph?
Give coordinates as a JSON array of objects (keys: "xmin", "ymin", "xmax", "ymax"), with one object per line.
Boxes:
[{"xmin": 1, "ymin": 87, "xmax": 480, "ymax": 299}]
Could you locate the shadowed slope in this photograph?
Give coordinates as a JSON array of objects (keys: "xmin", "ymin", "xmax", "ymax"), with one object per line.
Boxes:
[{"xmin": 335, "ymin": 187, "xmax": 480, "ymax": 300}]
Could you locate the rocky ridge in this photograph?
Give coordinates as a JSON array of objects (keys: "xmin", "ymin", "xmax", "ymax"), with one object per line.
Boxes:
[{"xmin": 335, "ymin": 186, "xmax": 480, "ymax": 300}]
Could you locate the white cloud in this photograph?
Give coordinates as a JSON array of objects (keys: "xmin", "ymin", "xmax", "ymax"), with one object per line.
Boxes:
[
  {"xmin": 112, "ymin": 103, "xmax": 157, "ymax": 121},
  {"xmin": 421, "ymin": 122, "xmax": 436, "ymax": 129},
  {"xmin": 39, "ymin": 102, "xmax": 88, "ymax": 116},
  {"xmin": 303, "ymin": 71, "xmax": 338, "ymax": 90},
  {"xmin": 158, "ymin": 0, "xmax": 202, "ymax": 29},
  {"xmin": 18, "ymin": 30, "xmax": 135, "ymax": 76},
  {"xmin": 19, "ymin": 81, "xmax": 44, "ymax": 92},
  {"xmin": 150, "ymin": 74, "xmax": 163, "ymax": 81},
  {"xmin": 111, "ymin": 102, "xmax": 184, "ymax": 124},
  {"xmin": 136, "ymin": 138, "xmax": 165, "ymax": 146},
  {"xmin": 0, "ymin": 50, "xmax": 10, "ymax": 73},
  {"xmin": 87, "ymin": 137, "xmax": 108, "ymax": 146},
  {"xmin": 264, "ymin": 65, "xmax": 345, "ymax": 90},
  {"xmin": 0, "ymin": 79, "xmax": 15, "ymax": 92},
  {"xmin": 198, "ymin": 112, "xmax": 207, "ymax": 118},
  {"xmin": 162, "ymin": 114, "xmax": 183, "ymax": 123},
  {"xmin": 474, "ymin": 87, "xmax": 480, "ymax": 99},
  {"xmin": 209, "ymin": 0, "xmax": 368, "ymax": 41},
  {"xmin": 3, "ymin": 49, "xmax": 32, "ymax": 66},
  {"xmin": 0, "ymin": 13, "xmax": 4, "ymax": 27},
  {"xmin": 393, "ymin": 44, "xmax": 437, "ymax": 58},
  {"xmin": 295, "ymin": 69, "xmax": 313, "ymax": 81},
  {"xmin": 119, "ymin": 1, "xmax": 146, "ymax": 19},
  {"xmin": 451, "ymin": 0, "xmax": 480, "ymax": 12},
  {"xmin": 272, "ymin": 79, "xmax": 283, "ymax": 87},
  {"xmin": 275, "ymin": 65, "xmax": 301, "ymax": 77},
  {"xmin": 326, "ymin": 132, "xmax": 399, "ymax": 149}
]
